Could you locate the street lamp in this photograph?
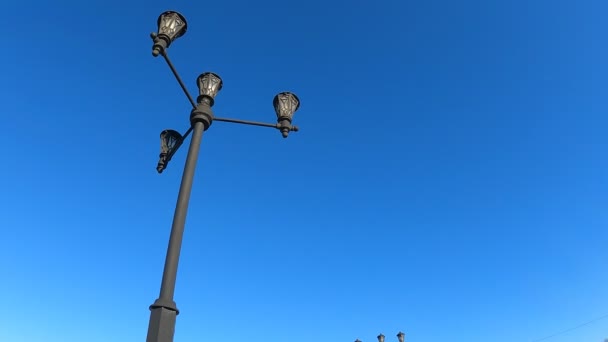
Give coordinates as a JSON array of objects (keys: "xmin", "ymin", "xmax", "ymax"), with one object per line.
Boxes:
[
  {"xmin": 146, "ymin": 10, "xmax": 301, "ymax": 342},
  {"xmin": 355, "ymin": 332, "xmax": 406, "ymax": 342}
]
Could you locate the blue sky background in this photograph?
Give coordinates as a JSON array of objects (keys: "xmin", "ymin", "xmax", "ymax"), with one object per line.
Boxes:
[{"xmin": 1, "ymin": 0, "xmax": 607, "ymax": 341}]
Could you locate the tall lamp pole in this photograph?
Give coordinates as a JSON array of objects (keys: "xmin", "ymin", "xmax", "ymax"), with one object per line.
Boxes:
[{"xmin": 145, "ymin": 10, "xmax": 301, "ymax": 342}]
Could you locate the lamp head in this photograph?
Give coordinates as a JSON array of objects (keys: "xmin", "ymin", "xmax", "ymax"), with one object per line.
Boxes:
[
  {"xmin": 273, "ymin": 91, "xmax": 300, "ymax": 122},
  {"xmin": 152, "ymin": 11, "xmax": 187, "ymax": 56},
  {"xmin": 157, "ymin": 129, "xmax": 183, "ymax": 173},
  {"xmin": 196, "ymin": 72, "xmax": 223, "ymax": 106}
]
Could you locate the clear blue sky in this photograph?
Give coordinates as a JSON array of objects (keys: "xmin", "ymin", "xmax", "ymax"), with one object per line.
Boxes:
[{"xmin": 1, "ymin": 0, "xmax": 607, "ymax": 341}]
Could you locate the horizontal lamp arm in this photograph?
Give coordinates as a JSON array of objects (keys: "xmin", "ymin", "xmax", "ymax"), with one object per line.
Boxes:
[
  {"xmin": 214, "ymin": 116, "xmax": 299, "ymax": 132},
  {"xmin": 158, "ymin": 114, "xmax": 299, "ymax": 173}
]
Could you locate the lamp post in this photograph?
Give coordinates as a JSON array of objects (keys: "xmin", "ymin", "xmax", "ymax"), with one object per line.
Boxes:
[
  {"xmin": 145, "ymin": 10, "xmax": 301, "ymax": 342},
  {"xmin": 355, "ymin": 332, "xmax": 406, "ymax": 342}
]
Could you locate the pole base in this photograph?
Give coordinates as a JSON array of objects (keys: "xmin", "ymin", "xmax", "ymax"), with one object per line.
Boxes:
[{"xmin": 147, "ymin": 306, "xmax": 177, "ymax": 342}]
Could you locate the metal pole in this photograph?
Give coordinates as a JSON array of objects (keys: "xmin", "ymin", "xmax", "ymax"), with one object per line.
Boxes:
[{"xmin": 147, "ymin": 120, "xmax": 206, "ymax": 342}]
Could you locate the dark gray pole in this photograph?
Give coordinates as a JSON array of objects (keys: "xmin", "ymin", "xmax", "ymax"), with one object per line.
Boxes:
[{"xmin": 146, "ymin": 120, "xmax": 206, "ymax": 342}]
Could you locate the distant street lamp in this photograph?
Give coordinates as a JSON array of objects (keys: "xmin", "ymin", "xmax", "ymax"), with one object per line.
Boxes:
[
  {"xmin": 145, "ymin": 10, "xmax": 301, "ymax": 342},
  {"xmin": 355, "ymin": 331, "xmax": 406, "ymax": 342}
]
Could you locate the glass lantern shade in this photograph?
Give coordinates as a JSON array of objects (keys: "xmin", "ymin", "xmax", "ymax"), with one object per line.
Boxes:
[
  {"xmin": 160, "ymin": 129, "xmax": 183, "ymax": 156},
  {"xmin": 157, "ymin": 11, "xmax": 187, "ymax": 42},
  {"xmin": 377, "ymin": 335, "xmax": 385, "ymax": 342},
  {"xmin": 197, "ymin": 72, "xmax": 223, "ymax": 99},
  {"xmin": 397, "ymin": 332, "xmax": 405, "ymax": 342},
  {"xmin": 273, "ymin": 92, "xmax": 300, "ymax": 121}
]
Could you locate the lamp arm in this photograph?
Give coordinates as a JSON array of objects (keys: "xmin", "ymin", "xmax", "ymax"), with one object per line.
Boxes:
[
  {"xmin": 213, "ymin": 116, "xmax": 299, "ymax": 132},
  {"xmin": 150, "ymin": 34, "xmax": 197, "ymax": 109}
]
